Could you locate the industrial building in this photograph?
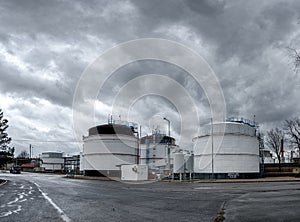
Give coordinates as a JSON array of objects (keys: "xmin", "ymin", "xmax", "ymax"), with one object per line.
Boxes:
[
  {"xmin": 64, "ymin": 154, "xmax": 80, "ymax": 174},
  {"xmin": 41, "ymin": 151, "xmax": 64, "ymax": 172},
  {"xmin": 121, "ymin": 164, "xmax": 148, "ymax": 181},
  {"xmin": 193, "ymin": 118, "xmax": 260, "ymax": 179},
  {"xmin": 139, "ymin": 130, "xmax": 180, "ymax": 176},
  {"xmin": 81, "ymin": 123, "xmax": 139, "ymax": 177}
]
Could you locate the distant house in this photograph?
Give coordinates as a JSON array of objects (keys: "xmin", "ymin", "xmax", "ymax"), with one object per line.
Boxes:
[
  {"xmin": 20, "ymin": 163, "xmax": 38, "ymax": 172},
  {"xmin": 262, "ymin": 149, "xmax": 275, "ymax": 164}
]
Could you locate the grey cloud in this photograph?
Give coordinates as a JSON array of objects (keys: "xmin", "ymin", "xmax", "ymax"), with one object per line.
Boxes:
[
  {"xmin": 1, "ymin": 0, "xmax": 300, "ymax": 154},
  {"xmin": 185, "ymin": 0, "xmax": 226, "ymax": 17},
  {"xmin": 0, "ymin": 60, "xmax": 72, "ymax": 107}
]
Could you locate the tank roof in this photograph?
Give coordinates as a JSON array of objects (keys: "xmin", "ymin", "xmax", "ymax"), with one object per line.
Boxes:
[
  {"xmin": 192, "ymin": 120, "xmax": 257, "ymax": 140},
  {"xmin": 140, "ymin": 134, "xmax": 175, "ymax": 145},
  {"xmin": 88, "ymin": 124, "xmax": 135, "ymax": 136},
  {"xmin": 41, "ymin": 151, "xmax": 64, "ymax": 154},
  {"xmin": 226, "ymin": 117, "xmax": 258, "ymax": 127},
  {"xmin": 206, "ymin": 121, "xmax": 257, "ymax": 128}
]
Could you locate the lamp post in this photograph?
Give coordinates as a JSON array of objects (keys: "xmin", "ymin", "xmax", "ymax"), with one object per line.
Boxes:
[
  {"xmin": 163, "ymin": 117, "xmax": 171, "ymax": 172},
  {"xmin": 163, "ymin": 117, "xmax": 170, "ymax": 137}
]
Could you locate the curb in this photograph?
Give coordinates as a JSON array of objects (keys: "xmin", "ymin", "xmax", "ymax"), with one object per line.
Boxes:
[
  {"xmin": 159, "ymin": 177, "xmax": 300, "ymax": 183},
  {"xmin": 196, "ymin": 180, "xmax": 300, "ymax": 184},
  {"xmin": 65, "ymin": 175, "xmax": 300, "ymax": 183},
  {"xmin": 65, "ymin": 175, "xmax": 116, "ymax": 181},
  {"xmin": 193, "ymin": 178, "xmax": 300, "ymax": 183}
]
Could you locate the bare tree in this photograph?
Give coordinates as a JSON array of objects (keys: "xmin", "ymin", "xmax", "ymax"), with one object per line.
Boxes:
[
  {"xmin": 287, "ymin": 47, "xmax": 300, "ymax": 73},
  {"xmin": 284, "ymin": 118, "xmax": 300, "ymax": 155},
  {"xmin": 17, "ymin": 150, "xmax": 30, "ymax": 159},
  {"xmin": 265, "ymin": 128, "xmax": 284, "ymax": 167}
]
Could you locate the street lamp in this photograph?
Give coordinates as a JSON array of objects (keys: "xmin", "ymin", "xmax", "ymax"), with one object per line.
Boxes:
[
  {"xmin": 163, "ymin": 117, "xmax": 170, "ymax": 137},
  {"xmin": 163, "ymin": 117, "xmax": 171, "ymax": 171}
]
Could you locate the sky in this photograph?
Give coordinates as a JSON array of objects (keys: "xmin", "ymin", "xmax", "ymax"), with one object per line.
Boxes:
[{"xmin": 0, "ymin": 0, "xmax": 300, "ymax": 156}]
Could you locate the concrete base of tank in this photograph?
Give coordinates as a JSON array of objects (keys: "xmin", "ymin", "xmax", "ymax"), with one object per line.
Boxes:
[
  {"xmin": 84, "ymin": 170, "xmax": 121, "ymax": 178},
  {"xmin": 193, "ymin": 173, "xmax": 261, "ymax": 179},
  {"xmin": 171, "ymin": 172, "xmax": 194, "ymax": 180}
]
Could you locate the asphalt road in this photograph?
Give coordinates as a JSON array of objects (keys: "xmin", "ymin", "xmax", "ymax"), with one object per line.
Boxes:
[{"xmin": 0, "ymin": 172, "xmax": 300, "ymax": 222}]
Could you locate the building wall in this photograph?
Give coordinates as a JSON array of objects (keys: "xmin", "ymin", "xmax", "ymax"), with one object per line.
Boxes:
[
  {"xmin": 140, "ymin": 143, "xmax": 168, "ymax": 167},
  {"xmin": 121, "ymin": 164, "xmax": 148, "ymax": 181},
  {"xmin": 41, "ymin": 163, "xmax": 63, "ymax": 171},
  {"xmin": 41, "ymin": 157, "xmax": 64, "ymax": 164},
  {"xmin": 41, "ymin": 152, "xmax": 64, "ymax": 171},
  {"xmin": 140, "ymin": 143, "xmax": 179, "ymax": 169}
]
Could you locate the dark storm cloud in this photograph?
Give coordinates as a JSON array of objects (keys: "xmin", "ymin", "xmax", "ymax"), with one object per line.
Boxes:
[
  {"xmin": 0, "ymin": 59, "xmax": 72, "ymax": 107},
  {"xmin": 98, "ymin": 60, "xmax": 207, "ymax": 106},
  {"xmin": 133, "ymin": 0, "xmax": 300, "ymax": 62}
]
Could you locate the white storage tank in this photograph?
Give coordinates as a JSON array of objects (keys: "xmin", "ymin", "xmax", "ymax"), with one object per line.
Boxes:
[
  {"xmin": 193, "ymin": 120, "xmax": 260, "ymax": 179},
  {"xmin": 173, "ymin": 152, "xmax": 184, "ymax": 173},
  {"xmin": 82, "ymin": 124, "xmax": 138, "ymax": 177},
  {"xmin": 139, "ymin": 132, "xmax": 178, "ymax": 171},
  {"xmin": 185, "ymin": 154, "xmax": 194, "ymax": 173}
]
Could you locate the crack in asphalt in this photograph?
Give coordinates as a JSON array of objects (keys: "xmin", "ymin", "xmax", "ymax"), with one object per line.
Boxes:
[{"xmin": 213, "ymin": 201, "xmax": 226, "ymax": 222}]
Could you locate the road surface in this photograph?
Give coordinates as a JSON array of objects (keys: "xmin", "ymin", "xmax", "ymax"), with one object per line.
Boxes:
[{"xmin": 1, "ymin": 172, "xmax": 300, "ymax": 221}]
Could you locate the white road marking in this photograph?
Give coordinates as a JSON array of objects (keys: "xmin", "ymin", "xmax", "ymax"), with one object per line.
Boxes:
[
  {"xmin": 18, "ymin": 199, "xmax": 27, "ymax": 203},
  {"xmin": 12, "ymin": 205, "xmax": 21, "ymax": 214},
  {"xmin": 0, "ymin": 179, "xmax": 7, "ymax": 187},
  {"xmin": 0, "ymin": 210, "xmax": 13, "ymax": 217},
  {"xmin": 33, "ymin": 182, "xmax": 71, "ymax": 222},
  {"xmin": 0, "ymin": 180, "xmax": 36, "ymax": 218},
  {"xmin": 7, "ymin": 198, "xmax": 18, "ymax": 205}
]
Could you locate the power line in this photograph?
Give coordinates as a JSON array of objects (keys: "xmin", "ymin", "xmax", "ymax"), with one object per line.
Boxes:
[{"xmin": 13, "ymin": 139, "xmax": 82, "ymax": 143}]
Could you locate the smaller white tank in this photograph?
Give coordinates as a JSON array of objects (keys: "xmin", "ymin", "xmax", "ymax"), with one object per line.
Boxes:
[
  {"xmin": 185, "ymin": 154, "xmax": 194, "ymax": 173},
  {"xmin": 173, "ymin": 153, "xmax": 184, "ymax": 173}
]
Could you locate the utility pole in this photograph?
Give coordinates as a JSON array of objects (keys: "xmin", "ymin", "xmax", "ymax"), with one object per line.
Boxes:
[
  {"xmin": 29, "ymin": 144, "xmax": 32, "ymax": 159},
  {"xmin": 138, "ymin": 125, "xmax": 142, "ymax": 165},
  {"xmin": 211, "ymin": 117, "xmax": 214, "ymax": 179}
]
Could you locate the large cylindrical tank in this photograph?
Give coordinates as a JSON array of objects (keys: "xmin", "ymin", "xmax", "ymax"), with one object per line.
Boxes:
[
  {"xmin": 185, "ymin": 154, "xmax": 194, "ymax": 173},
  {"xmin": 173, "ymin": 152, "xmax": 184, "ymax": 173},
  {"xmin": 193, "ymin": 122, "xmax": 259, "ymax": 176},
  {"xmin": 83, "ymin": 124, "xmax": 138, "ymax": 177},
  {"xmin": 139, "ymin": 134, "xmax": 177, "ymax": 170}
]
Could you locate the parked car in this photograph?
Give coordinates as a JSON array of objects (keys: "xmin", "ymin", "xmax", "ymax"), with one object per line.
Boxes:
[{"xmin": 10, "ymin": 166, "xmax": 21, "ymax": 174}]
